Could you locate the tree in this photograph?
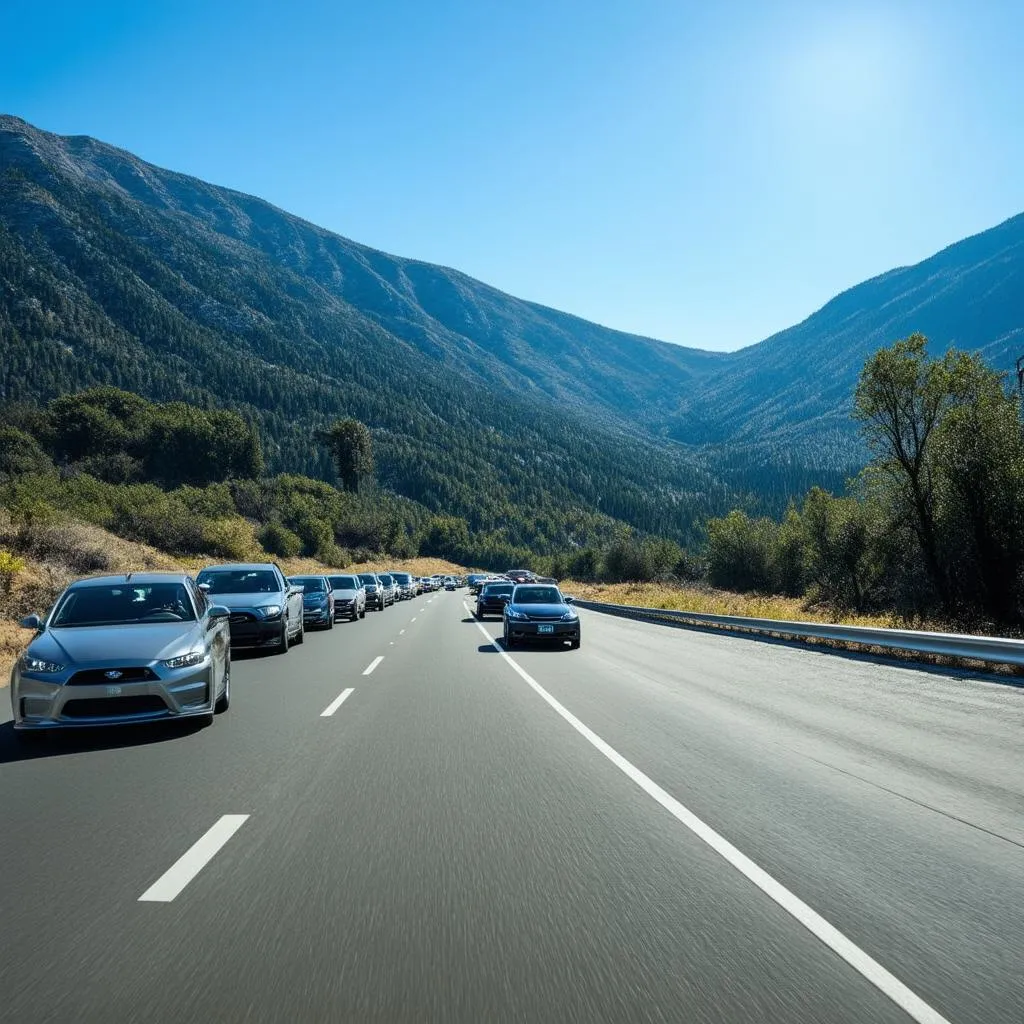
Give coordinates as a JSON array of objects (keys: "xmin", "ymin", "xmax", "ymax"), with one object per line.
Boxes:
[
  {"xmin": 854, "ymin": 334, "xmax": 954, "ymax": 610},
  {"xmin": 323, "ymin": 419, "xmax": 374, "ymax": 493}
]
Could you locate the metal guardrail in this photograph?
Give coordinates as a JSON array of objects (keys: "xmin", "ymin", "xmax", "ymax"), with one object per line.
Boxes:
[{"xmin": 573, "ymin": 599, "xmax": 1024, "ymax": 668}]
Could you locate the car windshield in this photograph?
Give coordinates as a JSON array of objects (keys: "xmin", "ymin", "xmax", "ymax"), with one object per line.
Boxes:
[
  {"xmin": 197, "ymin": 569, "xmax": 279, "ymax": 594},
  {"xmin": 513, "ymin": 586, "xmax": 562, "ymax": 604},
  {"xmin": 392, "ymin": 573, "xmax": 411, "ymax": 583},
  {"xmin": 329, "ymin": 576, "xmax": 359, "ymax": 590},
  {"xmin": 51, "ymin": 583, "xmax": 196, "ymax": 627},
  {"xmin": 292, "ymin": 577, "xmax": 326, "ymax": 593},
  {"xmin": 482, "ymin": 583, "xmax": 514, "ymax": 595},
  {"xmin": 358, "ymin": 574, "xmax": 378, "ymax": 585},
  {"xmin": 379, "ymin": 575, "xmax": 393, "ymax": 584}
]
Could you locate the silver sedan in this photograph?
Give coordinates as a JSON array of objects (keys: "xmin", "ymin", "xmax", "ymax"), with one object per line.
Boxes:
[{"xmin": 10, "ymin": 572, "xmax": 231, "ymax": 740}]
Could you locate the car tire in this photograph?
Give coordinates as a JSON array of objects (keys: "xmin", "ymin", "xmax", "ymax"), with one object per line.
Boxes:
[
  {"xmin": 295, "ymin": 619, "xmax": 305, "ymax": 645},
  {"xmin": 570, "ymin": 637, "xmax": 581, "ymax": 649},
  {"xmin": 351, "ymin": 608, "xmax": 359, "ymax": 622},
  {"xmin": 278, "ymin": 619, "xmax": 290, "ymax": 654},
  {"xmin": 215, "ymin": 659, "xmax": 231, "ymax": 714},
  {"xmin": 326, "ymin": 613, "xmax": 334, "ymax": 631},
  {"xmin": 505, "ymin": 632, "xmax": 516, "ymax": 648},
  {"xmin": 359, "ymin": 607, "xmax": 366, "ymax": 619}
]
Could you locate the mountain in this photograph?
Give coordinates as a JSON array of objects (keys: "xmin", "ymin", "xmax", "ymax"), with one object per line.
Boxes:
[
  {"xmin": 673, "ymin": 214, "xmax": 1024, "ymax": 461},
  {"xmin": 0, "ymin": 115, "xmax": 745, "ymax": 551},
  {"xmin": 2, "ymin": 113, "xmax": 1022, "ymax": 543}
]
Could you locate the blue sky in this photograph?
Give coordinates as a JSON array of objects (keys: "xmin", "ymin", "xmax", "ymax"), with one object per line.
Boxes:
[{"xmin": 3, "ymin": 0, "xmax": 1023, "ymax": 351}]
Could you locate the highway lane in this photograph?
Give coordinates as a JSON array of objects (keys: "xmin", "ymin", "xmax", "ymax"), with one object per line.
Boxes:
[{"xmin": 0, "ymin": 588, "xmax": 1020, "ymax": 1022}]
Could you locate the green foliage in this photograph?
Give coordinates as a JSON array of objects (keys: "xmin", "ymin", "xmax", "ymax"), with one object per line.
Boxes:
[
  {"xmin": 323, "ymin": 418, "xmax": 374, "ymax": 493},
  {"xmin": 0, "ymin": 425, "xmax": 54, "ymax": 479},
  {"xmin": 0, "ymin": 548, "xmax": 24, "ymax": 593},
  {"xmin": 259, "ymin": 521, "xmax": 302, "ymax": 558}
]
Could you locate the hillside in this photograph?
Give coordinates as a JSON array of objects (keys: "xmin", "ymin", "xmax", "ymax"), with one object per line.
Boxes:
[
  {"xmin": 3, "ymin": 114, "xmax": 1024, "ymax": 526},
  {"xmin": 0, "ymin": 115, "xmax": 737, "ymax": 546},
  {"xmin": 674, "ymin": 214, "xmax": 1024, "ymax": 458}
]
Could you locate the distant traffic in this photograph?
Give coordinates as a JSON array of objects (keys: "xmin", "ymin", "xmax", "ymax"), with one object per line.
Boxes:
[{"xmin": 10, "ymin": 564, "xmax": 578, "ymax": 740}]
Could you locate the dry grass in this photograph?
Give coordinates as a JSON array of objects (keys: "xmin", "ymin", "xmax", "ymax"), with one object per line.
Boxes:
[{"xmin": 560, "ymin": 580, "xmax": 911, "ymax": 628}]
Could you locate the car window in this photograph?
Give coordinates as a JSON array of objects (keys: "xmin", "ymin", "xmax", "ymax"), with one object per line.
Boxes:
[
  {"xmin": 52, "ymin": 583, "xmax": 197, "ymax": 627},
  {"xmin": 292, "ymin": 576, "xmax": 326, "ymax": 593},
  {"xmin": 482, "ymin": 583, "xmax": 514, "ymax": 595},
  {"xmin": 329, "ymin": 576, "xmax": 360, "ymax": 589},
  {"xmin": 197, "ymin": 569, "xmax": 280, "ymax": 594},
  {"xmin": 512, "ymin": 586, "xmax": 562, "ymax": 604}
]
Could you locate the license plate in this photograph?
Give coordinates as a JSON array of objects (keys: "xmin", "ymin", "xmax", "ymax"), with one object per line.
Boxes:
[{"xmin": 537, "ymin": 624, "xmax": 554, "ymax": 634}]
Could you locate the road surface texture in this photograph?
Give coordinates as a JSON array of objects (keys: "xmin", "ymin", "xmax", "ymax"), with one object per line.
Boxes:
[{"xmin": 1, "ymin": 591, "xmax": 1021, "ymax": 1023}]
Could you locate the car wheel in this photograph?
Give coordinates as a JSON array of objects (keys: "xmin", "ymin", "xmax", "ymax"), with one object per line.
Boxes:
[
  {"xmin": 215, "ymin": 658, "xmax": 231, "ymax": 714},
  {"xmin": 295, "ymin": 619, "xmax": 305, "ymax": 645},
  {"xmin": 326, "ymin": 612, "xmax": 334, "ymax": 631},
  {"xmin": 278, "ymin": 619, "xmax": 290, "ymax": 654},
  {"xmin": 351, "ymin": 608, "xmax": 359, "ymax": 621},
  {"xmin": 570, "ymin": 637, "xmax": 581, "ymax": 649},
  {"xmin": 359, "ymin": 607, "xmax": 366, "ymax": 619},
  {"xmin": 505, "ymin": 631, "xmax": 515, "ymax": 648}
]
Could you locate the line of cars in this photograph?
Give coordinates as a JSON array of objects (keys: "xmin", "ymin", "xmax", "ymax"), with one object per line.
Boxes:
[{"xmin": 9, "ymin": 561, "xmax": 445, "ymax": 739}]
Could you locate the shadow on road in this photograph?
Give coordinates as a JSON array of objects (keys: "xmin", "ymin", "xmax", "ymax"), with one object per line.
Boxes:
[
  {"xmin": 0, "ymin": 719, "xmax": 193, "ymax": 765},
  {"xmin": 477, "ymin": 644, "xmax": 501, "ymax": 654}
]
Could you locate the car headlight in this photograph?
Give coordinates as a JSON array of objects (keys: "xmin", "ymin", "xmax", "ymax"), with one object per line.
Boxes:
[
  {"xmin": 257, "ymin": 605, "xmax": 282, "ymax": 620},
  {"xmin": 506, "ymin": 609, "xmax": 527, "ymax": 620},
  {"xmin": 163, "ymin": 650, "xmax": 206, "ymax": 669},
  {"xmin": 560, "ymin": 611, "xmax": 578, "ymax": 621},
  {"xmin": 21, "ymin": 654, "xmax": 65, "ymax": 674}
]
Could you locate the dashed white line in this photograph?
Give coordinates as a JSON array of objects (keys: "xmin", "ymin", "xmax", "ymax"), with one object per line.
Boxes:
[
  {"xmin": 320, "ymin": 687, "xmax": 355, "ymax": 717},
  {"xmin": 412, "ymin": 617, "xmax": 417, "ymax": 622},
  {"xmin": 138, "ymin": 814, "xmax": 249, "ymax": 903},
  {"xmin": 399, "ymin": 629, "xmax": 405, "ymax": 635},
  {"xmin": 470, "ymin": 617, "xmax": 951, "ymax": 1024},
  {"xmin": 363, "ymin": 656, "xmax": 384, "ymax": 676}
]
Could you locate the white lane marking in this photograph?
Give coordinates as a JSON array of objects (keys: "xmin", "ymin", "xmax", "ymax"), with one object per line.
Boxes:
[
  {"xmin": 320, "ymin": 687, "xmax": 355, "ymax": 717},
  {"xmin": 470, "ymin": 619, "xmax": 951, "ymax": 1024},
  {"xmin": 412, "ymin": 617, "xmax": 417, "ymax": 622},
  {"xmin": 139, "ymin": 815, "xmax": 249, "ymax": 903},
  {"xmin": 363, "ymin": 656, "xmax": 384, "ymax": 676},
  {"xmin": 399, "ymin": 629, "xmax": 406, "ymax": 635}
]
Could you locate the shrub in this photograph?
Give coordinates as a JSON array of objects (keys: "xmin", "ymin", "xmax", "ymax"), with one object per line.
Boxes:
[
  {"xmin": 259, "ymin": 521, "xmax": 302, "ymax": 559},
  {"xmin": 0, "ymin": 549, "xmax": 24, "ymax": 593},
  {"xmin": 202, "ymin": 517, "xmax": 257, "ymax": 561}
]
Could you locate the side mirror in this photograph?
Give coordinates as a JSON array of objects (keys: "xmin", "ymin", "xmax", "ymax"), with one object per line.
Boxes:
[
  {"xmin": 564, "ymin": 596, "xmax": 576, "ymax": 604},
  {"xmin": 208, "ymin": 605, "xmax": 231, "ymax": 621},
  {"xmin": 198, "ymin": 582, "xmax": 212, "ymax": 593},
  {"xmin": 19, "ymin": 613, "xmax": 44, "ymax": 631}
]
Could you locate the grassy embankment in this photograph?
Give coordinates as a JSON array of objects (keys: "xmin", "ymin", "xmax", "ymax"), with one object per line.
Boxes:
[{"xmin": 0, "ymin": 513, "xmax": 465, "ymax": 685}]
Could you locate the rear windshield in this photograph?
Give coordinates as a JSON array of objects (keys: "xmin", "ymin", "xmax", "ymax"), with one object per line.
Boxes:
[
  {"xmin": 292, "ymin": 576, "xmax": 326, "ymax": 593},
  {"xmin": 391, "ymin": 573, "xmax": 411, "ymax": 583},
  {"xmin": 358, "ymin": 574, "xmax": 378, "ymax": 585},
  {"xmin": 378, "ymin": 574, "xmax": 394, "ymax": 584},
  {"xmin": 512, "ymin": 586, "xmax": 562, "ymax": 604},
  {"xmin": 482, "ymin": 583, "xmax": 514, "ymax": 595},
  {"xmin": 329, "ymin": 576, "xmax": 360, "ymax": 590},
  {"xmin": 52, "ymin": 583, "xmax": 196, "ymax": 627},
  {"xmin": 197, "ymin": 569, "xmax": 279, "ymax": 594}
]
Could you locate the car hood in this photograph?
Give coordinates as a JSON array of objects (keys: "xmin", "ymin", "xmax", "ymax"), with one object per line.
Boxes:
[
  {"xmin": 508, "ymin": 603, "xmax": 571, "ymax": 617},
  {"xmin": 332, "ymin": 588, "xmax": 360, "ymax": 599},
  {"xmin": 205, "ymin": 592, "xmax": 285, "ymax": 611},
  {"xmin": 33, "ymin": 622, "xmax": 203, "ymax": 665}
]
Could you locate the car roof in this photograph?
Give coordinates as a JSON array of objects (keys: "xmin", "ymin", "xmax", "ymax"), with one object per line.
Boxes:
[
  {"xmin": 198, "ymin": 563, "xmax": 280, "ymax": 573},
  {"xmin": 72, "ymin": 572, "xmax": 192, "ymax": 588}
]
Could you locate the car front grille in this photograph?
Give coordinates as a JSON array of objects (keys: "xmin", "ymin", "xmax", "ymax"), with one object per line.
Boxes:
[
  {"xmin": 527, "ymin": 615, "xmax": 564, "ymax": 622},
  {"xmin": 68, "ymin": 667, "xmax": 159, "ymax": 686},
  {"xmin": 62, "ymin": 695, "xmax": 169, "ymax": 718},
  {"xmin": 230, "ymin": 613, "xmax": 256, "ymax": 624}
]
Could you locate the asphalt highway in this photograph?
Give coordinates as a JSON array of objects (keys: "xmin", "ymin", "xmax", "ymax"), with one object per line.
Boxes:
[{"xmin": 1, "ymin": 590, "xmax": 1021, "ymax": 1023}]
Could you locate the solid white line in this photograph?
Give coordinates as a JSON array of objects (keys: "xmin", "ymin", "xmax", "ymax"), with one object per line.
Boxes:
[
  {"xmin": 470, "ymin": 619, "xmax": 951, "ymax": 1024},
  {"xmin": 138, "ymin": 815, "xmax": 249, "ymax": 903},
  {"xmin": 320, "ymin": 687, "xmax": 355, "ymax": 717},
  {"xmin": 363, "ymin": 656, "xmax": 384, "ymax": 676}
]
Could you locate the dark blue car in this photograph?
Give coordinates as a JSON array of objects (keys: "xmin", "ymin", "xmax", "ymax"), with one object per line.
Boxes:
[{"xmin": 502, "ymin": 584, "xmax": 580, "ymax": 649}]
